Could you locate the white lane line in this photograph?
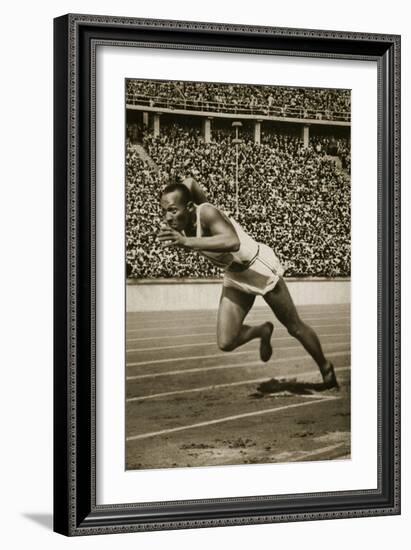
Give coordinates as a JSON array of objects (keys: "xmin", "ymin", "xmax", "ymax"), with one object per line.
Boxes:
[
  {"xmin": 126, "ymin": 366, "xmax": 350, "ymax": 402},
  {"xmin": 128, "ymin": 331, "xmax": 217, "ymax": 342},
  {"xmin": 127, "ymin": 341, "xmax": 350, "ymax": 368},
  {"xmin": 128, "ymin": 331, "xmax": 215, "ymax": 342},
  {"xmin": 126, "ymin": 395, "xmax": 342, "ymax": 442},
  {"xmin": 126, "ymin": 315, "xmax": 350, "ymax": 332},
  {"xmin": 127, "ymin": 331, "xmax": 350, "ymax": 353},
  {"xmin": 126, "ymin": 309, "xmax": 350, "ymax": 322},
  {"xmin": 127, "ymin": 323, "xmax": 350, "ymax": 343},
  {"xmin": 127, "ymin": 307, "xmax": 350, "ymax": 321},
  {"xmin": 286, "ymin": 443, "xmax": 347, "ymax": 462},
  {"xmin": 126, "ymin": 351, "xmax": 349, "ymax": 380},
  {"xmin": 128, "ymin": 340, "xmax": 215, "ymax": 352},
  {"xmin": 128, "ymin": 323, "xmax": 214, "ymax": 333}
]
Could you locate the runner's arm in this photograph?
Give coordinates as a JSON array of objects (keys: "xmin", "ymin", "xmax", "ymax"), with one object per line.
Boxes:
[
  {"xmin": 181, "ymin": 177, "xmax": 208, "ymax": 205},
  {"xmin": 158, "ymin": 206, "xmax": 240, "ymax": 252},
  {"xmin": 183, "ymin": 205, "xmax": 240, "ymax": 252}
]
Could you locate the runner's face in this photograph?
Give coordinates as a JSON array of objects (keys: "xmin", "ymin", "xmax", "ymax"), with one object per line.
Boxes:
[{"xmin": 160, "ymin": 191, "xmax": 191, "ymax": 231}]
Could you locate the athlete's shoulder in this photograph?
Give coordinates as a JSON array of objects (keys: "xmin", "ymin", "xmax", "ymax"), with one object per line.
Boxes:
[
  {"xmin": 198, "ymin": 203, "xmax": 222, "ymax": 220},
  {"xmin": 198, "ymin": 204, "xmax": 234, "ymax": 233}
]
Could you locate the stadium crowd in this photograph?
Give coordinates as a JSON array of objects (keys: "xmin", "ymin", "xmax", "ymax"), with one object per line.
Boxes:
[
  {"xmin": 126, "ymin": 120, "xmax": 350, "ymax": 279},
  {"xmin": 310, "ymin": 135, "xmax": 351, "ymax": 171},
  {"xmin": 126, "ymin": 80, "xmax": 351, "ymax": 121}
]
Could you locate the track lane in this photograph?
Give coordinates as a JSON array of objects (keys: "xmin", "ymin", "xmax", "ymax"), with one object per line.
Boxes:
[{"xmin": 125, "ymin": 304, "xmax": 351, "ymax": 469}]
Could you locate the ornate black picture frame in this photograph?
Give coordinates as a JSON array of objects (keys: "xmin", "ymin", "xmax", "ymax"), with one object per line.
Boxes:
[{"xmin": 53, "ymin": 14, "xmax": 400, "ymax": 536}]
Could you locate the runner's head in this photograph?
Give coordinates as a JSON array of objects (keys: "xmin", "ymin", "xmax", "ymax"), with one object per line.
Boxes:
[{"xmin": 160, "ymin": 183, "xmax": 194, "ymax": 231}]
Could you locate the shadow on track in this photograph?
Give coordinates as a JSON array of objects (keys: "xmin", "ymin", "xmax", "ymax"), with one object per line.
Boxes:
[{"xmin": 251, "ymin": 377, "xmax": 338, "ymax": 398}]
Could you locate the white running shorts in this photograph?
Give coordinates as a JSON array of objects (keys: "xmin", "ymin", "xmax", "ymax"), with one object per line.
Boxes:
[{"xmin": 223, "ymin": 243, "xmax": 285, "ymax": 296}]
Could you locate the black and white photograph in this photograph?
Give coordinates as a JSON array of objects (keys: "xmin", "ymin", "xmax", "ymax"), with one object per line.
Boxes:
[{"xmin": 125, "ymin": 79, "xmax": 351, "ymax": 470}]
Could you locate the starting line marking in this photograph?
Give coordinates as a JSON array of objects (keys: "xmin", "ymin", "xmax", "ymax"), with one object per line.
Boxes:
[
  {"xmin": 126, "ymin": 351, "xmax": 349, "ymax": 380},
  {"xmin": 126, "ymin": 395, "xmax": 342, "ymax": 442},
  {"xmin": 126, "ymin": 366, "xmax": 350, "ymax": 402}
]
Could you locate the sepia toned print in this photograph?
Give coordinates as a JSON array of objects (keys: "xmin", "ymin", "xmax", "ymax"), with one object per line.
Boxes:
[{"xmin": 125, "ymin": 79, "xmax": 351, "ymax": 470}]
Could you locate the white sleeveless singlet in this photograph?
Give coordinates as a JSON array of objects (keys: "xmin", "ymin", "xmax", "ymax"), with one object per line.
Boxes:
[
  {"xmin": 191, "ymin": 203, "xmax": 285, "ymax": 296},
  {"xmin": 194, "ymin": 203, "xmax": 259, "ymax": 270}
]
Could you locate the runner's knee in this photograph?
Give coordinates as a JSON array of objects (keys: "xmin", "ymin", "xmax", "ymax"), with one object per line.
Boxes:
[
  {"xmin": 287, "ymin": 321, "xmax": 303, "ymax": 339},
  {"xmin": 217, "ymin": 334, "xmax": 237, "ymax": 352}
]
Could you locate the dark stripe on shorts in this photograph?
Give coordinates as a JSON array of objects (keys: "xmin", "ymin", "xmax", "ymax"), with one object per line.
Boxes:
[{"xmin": 257, "ymin": 254, "xmax": 279, "ymax": 276}]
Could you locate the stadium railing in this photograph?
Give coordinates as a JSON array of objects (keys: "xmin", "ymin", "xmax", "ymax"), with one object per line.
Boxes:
[{"xmin": 126, "ymin": 94, "xmax": 351, "ymax": 122}]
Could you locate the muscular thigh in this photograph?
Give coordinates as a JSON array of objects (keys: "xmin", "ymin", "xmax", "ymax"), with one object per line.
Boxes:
[
  {"xmin": 263, "ymin": 278, "xmax": 301, "ymax": 328},
  {"xmin": 217, "ymin": 286, "xmax": 255, "ymax": 346}
]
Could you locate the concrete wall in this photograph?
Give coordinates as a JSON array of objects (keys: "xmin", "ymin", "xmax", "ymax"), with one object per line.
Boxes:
[{"xmin": 127, "ymin": 279, "xmax": 350, "ymax": 311}]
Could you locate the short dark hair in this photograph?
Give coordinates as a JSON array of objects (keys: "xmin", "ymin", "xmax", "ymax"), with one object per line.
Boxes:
[{"xmin": 160, "ymin": 182, "xmax": 192, "ymax": 205}]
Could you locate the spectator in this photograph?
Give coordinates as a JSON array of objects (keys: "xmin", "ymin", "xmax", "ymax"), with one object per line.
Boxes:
[
  {"xmin": 126, "ymin": 120, "xmax": 350, "ymax": 279},
  {"xmin": 126, "ymin": 80, "xmax": 351, "ymax": 122}
]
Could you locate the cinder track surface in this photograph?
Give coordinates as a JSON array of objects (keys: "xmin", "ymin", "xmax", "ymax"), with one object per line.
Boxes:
[{"xmin": 126, "ymin": 304, "xmax": 350, "ymax": 470}]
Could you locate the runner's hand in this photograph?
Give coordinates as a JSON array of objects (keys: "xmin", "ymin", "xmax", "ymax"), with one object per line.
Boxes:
[{"xmin": 157, "ymin": 228, "xmax": 187, "ymax": 248}]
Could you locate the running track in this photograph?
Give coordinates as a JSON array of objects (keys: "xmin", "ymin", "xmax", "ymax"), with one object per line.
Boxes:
[{"xmin": 126, "ymin": 303, "xmax": 351, "ymax": 470}]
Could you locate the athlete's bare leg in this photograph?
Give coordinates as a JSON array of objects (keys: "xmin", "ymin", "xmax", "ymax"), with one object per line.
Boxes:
[
  {"xmin": 217, "ymin": 286, "xmax": 274, "ymax": 362},
  {"xmin": 263, "ymin": 278, "xmax": 338, "ymax": 387}
]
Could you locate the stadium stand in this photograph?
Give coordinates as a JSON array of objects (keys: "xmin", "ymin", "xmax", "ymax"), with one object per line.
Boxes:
[
  {"xmin": 126, "ymin": 115, "xmax": 350, "ymax": 279},
  {"xmin": 126, "ymin": 80, "xmax": 351, "ymax": 122}
]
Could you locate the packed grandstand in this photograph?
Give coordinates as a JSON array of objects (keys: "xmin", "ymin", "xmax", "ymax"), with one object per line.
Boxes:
[
  {"xmin": 126, "ymin": 81, "xmax": 351, "ymax": 280},
  {"xmin": 126, "ymin": 79, "xmax": 351, "ymax": 121}
]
